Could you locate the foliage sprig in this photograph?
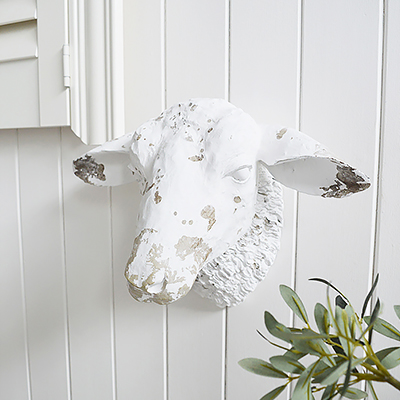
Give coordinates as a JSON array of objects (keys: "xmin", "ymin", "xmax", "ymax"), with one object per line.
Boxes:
[{"xmin": 239, "ymin": 275, "xmax": 400, "ymax": 400}]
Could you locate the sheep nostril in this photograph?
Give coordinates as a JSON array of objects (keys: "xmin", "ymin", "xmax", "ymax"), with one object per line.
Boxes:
[{"xmin": 146, "ymin": 278, "xmax": 167, "ymax": 294}]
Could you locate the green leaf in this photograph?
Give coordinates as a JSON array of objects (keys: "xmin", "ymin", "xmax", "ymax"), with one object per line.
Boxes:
[
  {"xmin": 368, "ymin": 299, "xmax": 381, "ymax": 343},
  {"xmin": 321, "ymin": 384, "xmax": 337, "ymax": 400},
  {"xmin": 366, "ymin": 346, "xmax": 400, "ymax": 365},
  {"xmin": 342, "ymin": 388, "xmax": 368, "ymax": 399},
  {"xmin": 264, "ymin": 311, "xmax": 292, "ymax": 343},
  {"xmin": 340, "ymin": 356, "xmax": 352, "ymax": 399},
  {"xmin": 394, "ymin": 305, "xmax": 400, "ymax": 321},
  {"xmin": 238, "ymin": 358, "xmax": 288, "ymax": 378},
  {"xmin": 260, "ymin": 384, "xmax": 287, "ymax": 400},
  {"xmin": 344, "ymin": 305, "xmax": 359, "ymax": 339},
  {"xmin": 319, "ymin": 361, "xmax": 349, "ymax": 386},
  {"xmin": 270, "ymin": 355, "xmax": 305, "ymax": 374},
  {"xmin": 361, "ymin": 273, "xmax": 379, "ymax": 318},
  {"xmin": 264, "ymin": 313, "xmax": 327, "ymax": 345},
  {"xmin": 319, "ymin": 358, "xmax": 363, "ymax": 386},
  {"xmin": 292, "ymin": 361, "xmax": 320, "ymax": 400},
  {"xmin": 309, "ymin": 278, "xmax": 349, "ymax": 303},
  {"xmin": 312, "ymin": 361, "xmax": 344, "ymax": 384},
  {"xmin": 287, "ymin": 329, "xmax": 334, "ymax": 366},
  {"xmin": 314, "ymin": 303, "xmax": 330, "ymax": 335},
  {"xmin": 279, "ymin": 285, "xmax": 309, "ymax": 325},
  {"xmin": 359, "ymin": 298, "xmax": 380, "ymax": 342},
  {"xmin": 336, "ymin": 295, "xmax": 347, "ymax": 309},
  {"xmin": 283, "ymin": 348, "xmax": 306, "ymax": 361},
  {"xmin": 364, "ymin": 316, "xmax": 400, "ymax": 341},
  {"xmin": 334, "ymin": 306, "xmax": 354, "ymax": 357},
  {"xmin": 380, "ymin": 347, "xmax": 400, "ymax": 369}
]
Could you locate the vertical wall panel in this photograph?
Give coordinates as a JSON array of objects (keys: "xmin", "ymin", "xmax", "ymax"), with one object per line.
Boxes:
[
  {"xmin": 124, "ymin": 0, "xmax": 164, "ymax": 132},
  {"xmin": 111, "ymin": 184, "xmax": 165, "ymax": 400},
  {"xmin": 295, "ymin": 0, "xmax": 380, "ymax": 314},
  {"xmin": 61, "ymin": 128, "xmax": 114, "ymax": 400},
  {"xmin": 165, "ymin": 1, "xmax": 226, "ymax": 399},
  {"xmin": 0, "ymin": 131, "xmax": 30, "ymax": 400},
  {"xmin": 165, "ymin": 0, "xmax": 226, "ymax": 106},
  {"xmin": 374, "ymin": 0, "xmax": 400, "ymax": 397},
  {"xmin": 119, "ymin": 2, "xmax": 166, "ymax": 398},
  {"xmin": 229, "ymin": 0, "xmax": 299, "ymax": 126},
  {"xmin": 227, "ymin": 1, "xmax": 299, "ymax": 399},
  {"xmin": 17, "ymin": 128, "xmax": 70, "ymax": 399}
]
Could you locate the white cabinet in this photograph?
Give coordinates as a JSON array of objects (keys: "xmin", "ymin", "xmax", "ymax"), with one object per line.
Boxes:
[
  {"xmin": 0, "ymin": 0, "xmax": 124, "ymax": 144},
  {"xmin": 0, "ymin": 0, "xmax": 69, "ymax": 129}
]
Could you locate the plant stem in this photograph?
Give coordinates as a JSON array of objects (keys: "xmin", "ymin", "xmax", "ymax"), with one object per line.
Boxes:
[{"xmin": 385, "ymin": 374, "xmax": 400, "ymax": 391}]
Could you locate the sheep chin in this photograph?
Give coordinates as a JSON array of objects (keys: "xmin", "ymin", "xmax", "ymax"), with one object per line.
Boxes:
[{"xmin": 192, "ymin": 165, "xmax": 283, "ymax": 307}]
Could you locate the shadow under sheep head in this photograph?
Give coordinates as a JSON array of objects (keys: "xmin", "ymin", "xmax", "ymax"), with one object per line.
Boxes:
[{"xmin": 73, "ymin": 98, "xmax": 370, "ymax": 307}]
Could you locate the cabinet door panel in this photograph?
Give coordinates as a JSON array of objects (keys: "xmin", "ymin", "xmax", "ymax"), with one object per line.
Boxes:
[
  {"xmin": 0, "ymin": 59, "xmax": 39, "ymax": 128},
  {"xmin": 0, "ymin": 0, "xmax": 36, "ymax": 26},
  {"xmin": 0, "ymin": 20, "xmax": 37, "ymax": 63},
  {"xmin": 0, "ymin": 0, "xmax": 69, "ymax": 129}
]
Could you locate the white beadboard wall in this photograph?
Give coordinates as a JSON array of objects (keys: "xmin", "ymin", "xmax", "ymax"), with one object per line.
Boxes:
[{"xmin": 1, "ymin": 1, "xmax": 399, "ymax": 399}]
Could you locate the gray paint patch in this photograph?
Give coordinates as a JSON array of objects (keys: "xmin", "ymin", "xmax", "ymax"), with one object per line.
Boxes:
[
  {"xmin": 321, "ymin": 164, "xmax": 371, "ymax": 198},
  {"xmin": 154, "ymin": 191, "xmax": 162, "ymax": 204},
  {"xmin": 188, "ymin": 154, "xmax": 204, "ymax": 162},
  {"xmin": 276, "ymin": 128, "xmax": 287, "ymax": 139},
  {"xmin": 73, "ymin": 155, "xmax": 106, "ymax": 184}
]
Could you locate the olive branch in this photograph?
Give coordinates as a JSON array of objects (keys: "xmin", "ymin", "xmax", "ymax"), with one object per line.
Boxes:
[{"xmin": 239, "ymin": 275, "xmax": 400, "ymax": 400}]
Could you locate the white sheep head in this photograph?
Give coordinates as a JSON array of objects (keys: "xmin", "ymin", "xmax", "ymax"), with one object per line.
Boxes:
[{"xmin": 73, "ymin": 98, "xmax": 370, "ymax": 306}]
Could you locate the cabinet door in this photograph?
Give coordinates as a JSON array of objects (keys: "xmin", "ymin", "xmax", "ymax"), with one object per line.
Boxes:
[{"xmin": 0, "ymin": 0, "xmax": 69, "ymax": 129}]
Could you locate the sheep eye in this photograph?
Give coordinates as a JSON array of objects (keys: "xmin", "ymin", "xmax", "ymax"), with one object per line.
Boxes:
[{"xmin": 227, "ymin": 165, "xmax": 252, "ymax": 183}]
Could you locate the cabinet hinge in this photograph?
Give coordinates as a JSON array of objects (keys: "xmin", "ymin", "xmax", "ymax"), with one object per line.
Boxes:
[{"xmin": 63, "ymin": 45, "xmax": 71, "ymax": 88}]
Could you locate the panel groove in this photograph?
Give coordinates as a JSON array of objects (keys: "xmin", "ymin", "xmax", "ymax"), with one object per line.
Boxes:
[
  {"xmin": 161, "ymin": 0, "xmax": 167, "ymax": 110},
  {"xmin": 109, "ymin": 188, "xmax": 118, "ymax": 400},
  {"xmin": 58, "ymin": 128, "xmax": 73, "ymax": 400},
  {"xmin": 224, "ymin": 0, "xmax": 231, "ymax": 102},
  {"xmin": 223, "ymin": 2, "xmax": 230, "ymax": 399},
  {"xmin": 161, "ymin": 2, "xmax": 168, "ymax": 400},
  {"xmin": 105, "ymin": 0, "xmax": 112, "ymax": 142},
  {"xmin": 222, "ymin": 308, "xmax": 228, "ymax": 400},
  {"xmin": 288, "ymin": 4, "xmax": 304, "ymax": 398},
  {"xmin": 368, "ymin": 0, "xmax": 387, "ymax": 295},
  {"xmin": 164, "ymin": 305, "xmax": 169, "ymax": 400},
  {"xmin": 291, "ymin": 0, "xmax": 304, "ymax": 319},
  {"xmin": 15, "ymin": 129, "xmax": 33, "ymax": 400}
]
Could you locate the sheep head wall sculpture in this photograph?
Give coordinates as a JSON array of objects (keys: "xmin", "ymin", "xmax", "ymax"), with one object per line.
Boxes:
[{"xmin": 73, "ymin": 98, "xmax": 370, "ymax": 307}]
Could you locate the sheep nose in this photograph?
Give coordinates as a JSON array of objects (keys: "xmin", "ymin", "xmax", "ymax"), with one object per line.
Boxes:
[{"xmin": 130, "ymin": 264, "xmax": 167, "ymax": 290}]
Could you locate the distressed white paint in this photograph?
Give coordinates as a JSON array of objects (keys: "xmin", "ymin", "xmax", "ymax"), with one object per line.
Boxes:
[{"xmin": 0, "ymin": 1, "xmax": 399, "ymax": 399}]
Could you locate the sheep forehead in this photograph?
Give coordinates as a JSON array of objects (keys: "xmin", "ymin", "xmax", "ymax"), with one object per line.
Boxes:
[{"xmin": 131, "ymin": 99, "xmax": 261, "ymax": 170}]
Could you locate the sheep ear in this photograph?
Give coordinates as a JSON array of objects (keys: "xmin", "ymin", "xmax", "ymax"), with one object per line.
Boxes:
[
  {"xmin": 257, "ymin": 125, "xmax": 371, "ymax": 198},
  {"xmin": 73, "ymin": 133, "xmax": 137, "ymax": 186}
]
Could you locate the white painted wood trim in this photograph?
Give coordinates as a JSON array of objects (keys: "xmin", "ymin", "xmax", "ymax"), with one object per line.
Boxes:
[{"xmin": 69, "ymin": 0, "xmax": 125, "ymax": 145}]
